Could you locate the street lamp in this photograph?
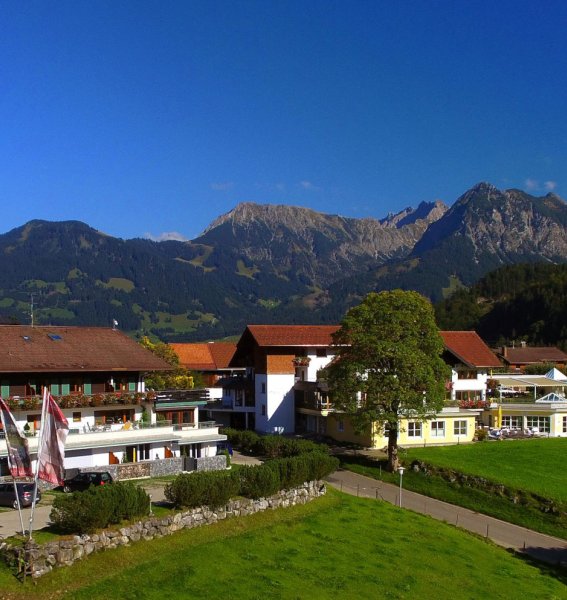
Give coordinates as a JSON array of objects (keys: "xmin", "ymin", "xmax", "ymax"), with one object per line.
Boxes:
[{"xmin": 398, "ymin": 466, "xmax": 405, "ymax": 507}]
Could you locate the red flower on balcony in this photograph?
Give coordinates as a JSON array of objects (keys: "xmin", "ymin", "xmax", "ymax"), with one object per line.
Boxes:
[{"xmin": 292, "ymin": 356, "xmax": 311, "ymax": 367}]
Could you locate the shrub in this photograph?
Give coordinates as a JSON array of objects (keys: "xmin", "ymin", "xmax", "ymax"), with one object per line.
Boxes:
[
  {"xmin": 51, "ymin": 488, "xmax": 111, "ymax": 534},
  {"xmin": 165, "ymin": 470, "xmax": 240, "ymax": 509},
  {"xmin": 222, "ymin": 428, "xmax": 328, "ymax": 458},
  {"xmin": 239, "ymin": 465, "xmax": 280, "ymax": 499},
  {"xmin": 108, "ymin": 482, "xmax": 151, "ymax": 523}
]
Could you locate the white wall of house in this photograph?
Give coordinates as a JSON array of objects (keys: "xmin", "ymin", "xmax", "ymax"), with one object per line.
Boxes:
[
  {"xmin": 255, "ymin": 373, "xmax": 295, "ymax": 434},
  {"xmin": 305, "ymin": 351, "xmax": 334, "ymax": 382},
  {"xmin": 449, "ymin": 369, "xmax": 490, "ymax": 401}
]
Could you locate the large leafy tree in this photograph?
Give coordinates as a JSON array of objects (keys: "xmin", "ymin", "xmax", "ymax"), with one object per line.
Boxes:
[{"xmin": 326, "ymin": 290, "xmax": 449, "ymax": 471}]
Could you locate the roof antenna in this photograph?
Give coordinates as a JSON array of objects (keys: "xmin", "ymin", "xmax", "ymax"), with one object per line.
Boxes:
[
  {"xmin": 30, "ymin": 294, "xmax": 34, "ymax": 327},
  {"xmin": 112, "ymin": 319, "xmax": 118, "ymax": 331}
]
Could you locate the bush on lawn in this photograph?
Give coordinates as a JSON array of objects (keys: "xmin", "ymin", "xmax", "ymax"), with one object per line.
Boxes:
[{"xmin": 50, "ymin": 482, "xmax": 150, "ymax": 534}]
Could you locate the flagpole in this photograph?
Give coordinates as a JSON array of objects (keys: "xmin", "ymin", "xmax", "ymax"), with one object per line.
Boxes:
[
  {"xmin": 10, "ymin": 474, "xmax": 26, "ymax": 536},
  {"xmin": 0, "ymin": 413, "xmax": 26, "ymax": 536},
  {"xmin": 0, "ymin": 396, "xmax": 34, "ymax": 537},
  {"xmin": 28, "ymin": 388, "xmax": 48, "ymax": 540}
]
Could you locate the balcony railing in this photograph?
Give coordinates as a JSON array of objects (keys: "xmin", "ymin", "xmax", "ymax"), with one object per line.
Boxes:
[
  {"xmin": 5, "ymin": 391, "xmax": 157, "ymax": 411},
  {"xmin": 296, "ymin": 397, "xmax": 334, "ymax": 412}
]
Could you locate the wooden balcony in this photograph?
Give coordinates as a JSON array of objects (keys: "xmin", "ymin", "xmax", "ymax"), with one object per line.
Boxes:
[{"xmin": 4, "ymin": 390, "xmax": 156, "ymax": 411}]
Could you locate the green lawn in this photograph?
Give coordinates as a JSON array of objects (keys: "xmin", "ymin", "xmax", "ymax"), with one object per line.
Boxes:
[
  {"xmin": 339, "ymin": 438, "xmax": 567, "ymax": 539},
  {"xmin": 405, "ymin": 438, "xmax": 567, "ymax": 502},
  {"xmin": 1, "ymin": 490, "xmax": 565, "ymax": 599}
]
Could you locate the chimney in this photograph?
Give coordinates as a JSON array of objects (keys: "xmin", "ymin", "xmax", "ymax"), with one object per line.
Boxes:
[{"xmin": 501, "ymin": 346, "xmax": 507, "ymax": 358}]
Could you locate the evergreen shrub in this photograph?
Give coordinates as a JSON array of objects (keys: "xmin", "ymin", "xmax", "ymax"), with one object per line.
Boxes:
[
  {"xmin": 164, "ymin": 470, "xmax": 240, "ymax": 509},
  {"xmin": 50, "ymin": 482, "xmax": 150, "ymax": 534},
  {"xmin": 238, "ymin": 464, "xmax": 281, "ymax": 499}
]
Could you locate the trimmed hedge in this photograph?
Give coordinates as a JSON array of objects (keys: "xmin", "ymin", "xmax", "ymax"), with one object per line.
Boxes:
[
  {"xmin": 164, "ymin": 470, "xmax": 241, "ymax": 509},
  {"xmin": 50, "ymin": 482, "xmax": 150, "ymax": 534},
  {"xmin": 165, "ymin": 452, "xmax": 339, "ymax": 509},
  {"xmin": 222, "ymin": 428, "xmax": 328, "ymax": 458},
  {"xmin": 238, "ymin": 465, "xmax": 281, "ymax": 499}
]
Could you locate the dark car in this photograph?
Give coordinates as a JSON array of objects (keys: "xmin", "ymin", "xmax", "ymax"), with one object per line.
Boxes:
[
  {"xmin": 63, "ymin": 471, "xmax": 113, "ymax": 493},
  {"xmin": 0, "ymin": 482, "xmax": 41, "ymax": 509}
]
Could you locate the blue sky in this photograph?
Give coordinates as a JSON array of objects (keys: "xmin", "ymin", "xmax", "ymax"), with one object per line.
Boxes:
[{"xmin": 1, "ymin": 1, "xmax": 566, "ymax": 240}]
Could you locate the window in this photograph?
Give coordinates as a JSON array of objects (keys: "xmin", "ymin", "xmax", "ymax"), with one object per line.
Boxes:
[
  {"xmin": 457, "ymin": 370, "xmax": 477, "ymax": 380},
  {"xmin": 563, "ymin": 416, "xmax": 567, "ymax": 434},
  {"xmin": 431, "ymin": 421, "xmax": 445, "ymax": 437},
  {"xmin": 70, "ymin": 379, "xmax": 83, "ymax": 393},
  {"xmin": 454, "ymin": 420, "xmax": 467, "ymax": 436},
  {"xmin": 261, "ymin": 383, "xmax": 266, "ymax": 394},
  {"xmin": 407, "ymin": 422, "xmax": 422, "ymax": 437},
  {"xmin": 261, "ymin": 404, "xmax": 266, "ymax": 416},
  {"xmin": 502, "ymin": 416, "xmax": 522, "ymax": 429},
  {"xmin": 138, "ymin": 443, "xmax": 151, "ymax": 460},
  {"xmin": 455, "ymin": 391, "xmax": 482, "ymax": 402},
  {"xmin": 337, "ymin": 419, "xmax": 344, "ymax": 433},
  {"xmin": 526, "ymin": 416, "xmax": 550, "ymax": 433},
  {"xmin": 72, "ymin": 412, "xmax": 81, "ymax": 423}
]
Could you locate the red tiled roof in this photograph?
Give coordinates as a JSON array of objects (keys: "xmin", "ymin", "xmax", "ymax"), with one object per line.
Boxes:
[
  {"xmin": 0, "ymin": 326, "xmax": 173, "ymax": 373},
  {"xmin": 169, "ymin": 342, "xmax": 237, "ymax": 370},
  {"xmin": 246, "ymin": 325, "xmax": 340, "ymax": 347},
  {"xmin": 501, "ymin": 346, "xmax": 567, "ymax": 365},
  {"xmin": 440, "ymin": 331, "xmax": 501, "ymax": 368}
]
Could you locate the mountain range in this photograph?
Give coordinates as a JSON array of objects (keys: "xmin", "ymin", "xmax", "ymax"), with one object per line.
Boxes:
[{"xmin": 0, "ymin": 182, "xmax": 566, "ymax": 341}]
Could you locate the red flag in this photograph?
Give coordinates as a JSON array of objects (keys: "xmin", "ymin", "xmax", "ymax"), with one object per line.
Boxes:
[
  {"xmin": 0, "ymin": 397, "xmax": 33, "ymax": 477},
  {"xmin": 37, "ymin": 390, "xmax": 69, "ymax": 485}
]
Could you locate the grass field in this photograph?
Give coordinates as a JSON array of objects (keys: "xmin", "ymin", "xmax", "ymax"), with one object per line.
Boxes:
[
  {"xmin": 1, "ymin": 490, "xmax": 565, "ymax": 599},
  {"xmin": 405, "ymin": 438, "xmax": 567, "ymax": 503},
  {"xmin": 339, "ymin": 438, "xmax": 567, "ymax": 539}
]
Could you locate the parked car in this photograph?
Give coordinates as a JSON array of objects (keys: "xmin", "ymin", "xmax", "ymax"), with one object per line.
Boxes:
[
  {"xmin": 0, "ymin": 482, "xmax": 41, "ymax": 509},
  {"xmin": 62, "ymin": 471, "xmax": 113, "ymax": 493}
]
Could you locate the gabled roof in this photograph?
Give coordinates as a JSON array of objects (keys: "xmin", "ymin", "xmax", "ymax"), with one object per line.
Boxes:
[
  {"xmin": 169, "ymin": 342, "xmax": 237, "ymax": 370},
  {"xmin": 440, "ymin": 331, "xmax": 501, "ymax": 368},
  {"xmin": 245, "ymin": 325, "xmax": 340, "ymax": 347},
  {"xmin": 501, "ymin": 346, "xmax": 567, "ymax": 365},
  {"xmin": 0, "ymin": 326, "xmax": 173, "ymax": 373}
]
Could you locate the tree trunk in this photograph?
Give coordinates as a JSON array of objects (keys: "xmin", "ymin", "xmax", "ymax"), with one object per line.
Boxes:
[{"xmin": 387, "ymin": 424, "xmax": 399, "ymax": 472}]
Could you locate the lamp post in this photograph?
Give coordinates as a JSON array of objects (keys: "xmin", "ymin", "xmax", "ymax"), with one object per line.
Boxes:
[{"xmin": 398, "ymin": 466, "xmax": 405, "ymax": 508}]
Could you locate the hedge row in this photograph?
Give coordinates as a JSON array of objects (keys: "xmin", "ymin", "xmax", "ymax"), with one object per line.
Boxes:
[
  {"xmin": 50, "ymin": 482, "xmax": 150, "ymax": 534},
  {"xmin": 222, "ymin": 428, "xmax": 328, "ymax": 458},
  {"xmin": 165, "ymin": 453, "xmax": 339, "ymax": 508}
]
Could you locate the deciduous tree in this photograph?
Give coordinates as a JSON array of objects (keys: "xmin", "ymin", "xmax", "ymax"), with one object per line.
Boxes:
[{"xmin": 325, "ymin": 290, "xmax": 449, "ymax": 471}]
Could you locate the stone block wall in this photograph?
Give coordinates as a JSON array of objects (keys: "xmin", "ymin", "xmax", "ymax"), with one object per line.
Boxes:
[{"xmin": 1, "ymin": 481, "xmax": 326, "ymax": 579}]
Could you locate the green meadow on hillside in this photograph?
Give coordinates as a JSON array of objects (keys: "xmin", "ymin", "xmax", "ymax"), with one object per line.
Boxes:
[
  {"xmin": 405, "ymin": 438, "xmax": 567, "ymax": 503},
  {"xmin": 0, "ymin": 490, "xmax": 565, "ymax": 600},
  {"xmin": 340, "ymin": 438, "xmax": 567, "ymax": 538}
]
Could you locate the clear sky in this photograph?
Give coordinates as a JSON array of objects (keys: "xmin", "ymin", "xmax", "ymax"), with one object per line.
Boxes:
[{"xmin": 1, "ymin": 1, "xmax": 566, "ymax": 241}]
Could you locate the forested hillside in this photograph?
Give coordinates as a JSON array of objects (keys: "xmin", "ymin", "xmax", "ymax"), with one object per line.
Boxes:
[
  {"xmin": 0, "ymin": 182, "xmax": 566, "ymax": 343},
  {"xmin": 435, "ymin": 263, "xmax": 567, "ymax": 349}
]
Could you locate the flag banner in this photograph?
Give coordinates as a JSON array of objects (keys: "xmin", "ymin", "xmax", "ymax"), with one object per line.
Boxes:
[
  {"xmin": 0, "ymin": 397, "xmax": 33, "ymax": 477},
  {"xmin": 37, "ymin": 390, "xmax": 69, "ymax": 485}
]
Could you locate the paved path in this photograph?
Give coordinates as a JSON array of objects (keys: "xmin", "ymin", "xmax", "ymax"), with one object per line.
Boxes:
[{"xmin": 326, "ymin": 469, "xmax": 567, "ymax": 567}]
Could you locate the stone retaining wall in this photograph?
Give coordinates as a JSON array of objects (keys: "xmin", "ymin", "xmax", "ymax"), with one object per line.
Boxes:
[{"xmin": 1, "ymin": 480, "xmax": 325, "ymax": 579}]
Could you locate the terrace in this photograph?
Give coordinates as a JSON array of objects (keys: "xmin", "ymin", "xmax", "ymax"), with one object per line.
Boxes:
[{"xmin": 1, "ymin": 419, "xmax": 225, "ymax": 452}]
